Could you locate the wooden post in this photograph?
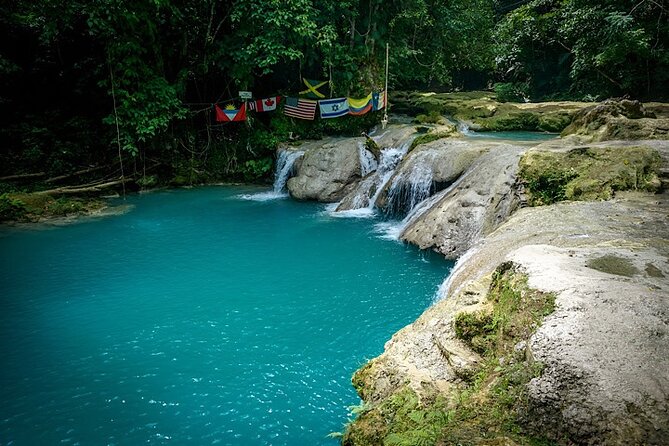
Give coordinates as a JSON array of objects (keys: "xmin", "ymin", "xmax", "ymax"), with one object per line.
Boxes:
[{"xmin": 382, "ymin": 43, "xmax": 389, "ymax": 129}]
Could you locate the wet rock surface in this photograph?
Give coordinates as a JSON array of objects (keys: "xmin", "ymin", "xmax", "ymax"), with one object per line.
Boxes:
[
  {"xmin": 286, "ymin": 138, "xmax": 363, "ymax": 202},
  {"xmin": 400, "ymin": 142, "xmax": 525, "ymax": 258},
  {"xmin": 374, "ymin": 139, "xmax": 488, "ymax": 214},
  {"xmin": 353, "ymin": 190, "xmax": 669, "ymax": 445}
]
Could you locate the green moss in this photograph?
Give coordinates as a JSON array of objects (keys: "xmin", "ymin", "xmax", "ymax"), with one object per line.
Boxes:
[
  {"xmin": 3, "ymin": 192, "xmax": 105, "ymax": 222},
  {"xmin": 345, "ymin": 263, "xmax": 559, "ymax": 446},
  {"xmin": 519, "ymin": 146, "xmax": 663, "ymax": 205},
  {"xmin": 586, "ymin": 255, "xmax": 639, "ymax": 277},
  {"xmin": 390, "ymin": 90, "xmax": 585, "ymax": 133},
  {"xmin": 479, "ymin": 112, "xmax": 539, "ymax": 131},
  {"xmin": 645, "ymin": 263, "xmax": 665, "ymax": 278},
  {"xmin": 538, "ymin": 112, "xmax": 573, "ymax": 132},
  {"xmin": 409, "ymin": 131, "xmax": 454, "ymax": 151},
  {"xmin": 453, "ymin": 311, "xmax": 495, "ymax": 355},
  {"xmin": 414, "ymin": 111, "xmax": 446, "ymax": 125}
]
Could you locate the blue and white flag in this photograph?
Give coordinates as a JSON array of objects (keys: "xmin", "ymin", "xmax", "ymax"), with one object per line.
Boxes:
[{"xmin": 319, "ymin": 98, "xmax": 349, "ymax": 119}]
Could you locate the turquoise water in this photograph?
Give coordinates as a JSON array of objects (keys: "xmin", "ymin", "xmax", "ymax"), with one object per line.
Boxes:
[
  {"xmin": 0, "ymin": 186, "xmax": 451, "ymax": 445},
  {"xmin": 465, "ymin": 130, "xmax": 558, "ymax": 141}
]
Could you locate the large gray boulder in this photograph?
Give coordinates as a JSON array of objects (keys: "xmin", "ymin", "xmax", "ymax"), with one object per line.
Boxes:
[
  {"xmin": 286, "ymin": 137, "xmax": 363, "ymax": 202},
  {"xmin": 400, "ymin": 143, "xmax": 526, "ymax": 258}
]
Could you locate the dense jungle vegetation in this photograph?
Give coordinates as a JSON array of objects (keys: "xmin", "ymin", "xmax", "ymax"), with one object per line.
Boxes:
[{"xmin": 1, "ymin": 0, "xmax": 668, "ymax": 186}]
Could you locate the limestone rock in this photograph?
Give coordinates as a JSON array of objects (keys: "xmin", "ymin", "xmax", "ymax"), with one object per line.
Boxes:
[
  {"xmin": 400, "ymin": 143, "xmax": 526, "ymax": 258},
  {"xmin": 562, "ymin": 99, "xmax": 669, "ymax": 142},
  {"xmin": 286, "ymin": 137, "xmax": 363, "ymax": 202},
  {"xmin": 348, "ymin": 139, "xmax": 669, "ymax": 445},
  {"xmin": 375, "ymin": 139, "xmax": 489, "ymax": 215}
]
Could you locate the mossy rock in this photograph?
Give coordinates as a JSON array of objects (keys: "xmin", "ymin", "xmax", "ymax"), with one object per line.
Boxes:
[
  {"xmin": 391, "ymin": 90, "xmax": 586, "ymax": 133},
  {"xmin": 519, "ymin": 146, "xmax": 663, "ymax": 205},
  {"xmin": 409, "ymin": 128, "xmax": 457, "ymax": 152},
  {"xmin": 345, "ymin": 264, "xmax": 558, "ymax": 446},
  {"xmin": 2, "ymin": 192, "xmax": 105, "ymax": 222},
  {"xmin": 586, "ymin": 255, "xmax": 639, "ymax": 277}
]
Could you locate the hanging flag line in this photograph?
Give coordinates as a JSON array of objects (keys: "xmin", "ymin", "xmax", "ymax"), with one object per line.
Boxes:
[{"xmin": 213, "ymin": 90, "xmax": 386, "ymax": 122}]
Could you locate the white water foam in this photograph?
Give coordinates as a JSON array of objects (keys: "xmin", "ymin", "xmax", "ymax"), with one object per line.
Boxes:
[
  {"xmin": 358, "ymin": 143, "xmax": 378, "ymax": 177},
  {"xmin": 384, "ymin": 150, "xmax": 437, "ymax": 215},
  {"xmin": 239, "ymin": 149, "xmax": 304, "ymax": 201}
]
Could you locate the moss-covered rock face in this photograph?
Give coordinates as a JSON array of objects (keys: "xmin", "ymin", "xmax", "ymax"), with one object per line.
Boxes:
[
  {"xmin": 586, "ymin": 255, "xmax": 640, "ymax": 277},
  {"xmin": 343, "ymin": 263, "xmax": 557, "ymax": 446},
  {"xmin": 1, "ymin": 192, "xmax": 105, "ymax": 222},
  {"xmin": 409, "ymin": 125, "xmax": 458, "ymax": 152},
  {"xmin": 390, "ymin": 91, "xmax": 590, "ymax": 133},
  {"xmin": 561, "ymin": 99, "xmax": 669, "ymax": 142},
  {"xmin": 518, "ymin": 146, "xmax": 663, "ymax": 205}
]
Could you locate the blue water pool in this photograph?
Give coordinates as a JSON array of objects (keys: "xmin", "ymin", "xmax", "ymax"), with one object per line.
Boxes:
[{"xmin": 0, "ymin": 186, "xmax": 451, "ymax": 445}]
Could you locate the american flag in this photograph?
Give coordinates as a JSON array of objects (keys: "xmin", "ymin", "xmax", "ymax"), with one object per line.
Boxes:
[{"xmin": 284, "ymin": 97, "xmax": 317, "ymax": 120}]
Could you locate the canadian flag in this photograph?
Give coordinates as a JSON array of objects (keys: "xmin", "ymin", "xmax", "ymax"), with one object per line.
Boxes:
[{"xmin": 249, "ymin": 96, "xmax": 282, "ymax": 112}]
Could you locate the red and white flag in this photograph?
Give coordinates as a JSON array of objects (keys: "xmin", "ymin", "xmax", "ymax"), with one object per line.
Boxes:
[
  {"xmin": 249, "ymin": 96, "xmax": 282, "ymax": 112},
  {"xmin": 284, "ymin": 97, "xmax": 317, "ymax": 120}
]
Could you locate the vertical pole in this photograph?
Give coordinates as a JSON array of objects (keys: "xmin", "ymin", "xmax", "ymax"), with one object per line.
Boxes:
[{"xmin": 382, "ymin": 42, "xmax": 389, "ymax": 129}]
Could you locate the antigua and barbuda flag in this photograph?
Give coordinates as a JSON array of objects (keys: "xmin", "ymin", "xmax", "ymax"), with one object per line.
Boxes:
[
  {"xmin": 215, "ymin": 103, "xmax": 247, "ymax": 122},
  {"xmin": 372, "ymin": 91, "xmax": 386, "ymax": 111},
  {"xmin": 348, "ymin": 93, "xmax": 373, "ymax": 116},
  {"xmin": 248, "ymin": 96, "xmax": 282, "ymax": 112},
  {"xmin": 319, "ymin": 97, "xmax": 349, "ymax": 119}
]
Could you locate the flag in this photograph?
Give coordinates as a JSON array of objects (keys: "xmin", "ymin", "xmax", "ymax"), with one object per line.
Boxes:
[
  {"xmin": 372, "ymin": 91, "xmax": 387, "ymax": 111},
  {"xmin": 348, "ymin": 93, "xmax": 373, "ymax": 116},
  {"xmin": 284, "ymin": 97, "xmax": 317, "ymax": 120},
  {"xmin": 248, "ymin": 96, "xmax": 282, "ymax": 112},
  {"xmin": 215, "ymin": 103, "xmax": 247, "ymax": 122},
  {"xmin": 299, "ymin": 78, "xmax": 329, "ymax": 99},
  {"xmin": 319, "ymin": 97, "xmax": 349, "ymax": 119}
]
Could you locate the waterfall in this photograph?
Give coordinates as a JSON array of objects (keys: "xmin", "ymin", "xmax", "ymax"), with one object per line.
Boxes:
[
  {"xmin": 358, "ymin": 143, "xmax": 378, "ymax": 177},
  {"xmin": 273, "ymin": 149, "xmax": 304, "ymax": 193},
  {"xmin": 239, "ymin": 149, "xmax": 303, "ymax": 201},
  {"xmin": 383, "ymin": 150, "xmax": 437, "ymax": 217},
  {"xmin": 333, "ymin": 142, "xmax": 409, "ymax": 215},
  {"xmin": 457, "ymin": 122, "xmax": 473, "ymax": 136},
  {"xmin": 374, "ymin": 156, "xmax": 485, "ymax": 241}
]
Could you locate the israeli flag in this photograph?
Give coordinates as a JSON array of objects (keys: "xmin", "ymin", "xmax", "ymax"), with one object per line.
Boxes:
[{"xmin": 319, "ymin": 98, "xmax": 350, "ymax": 119}]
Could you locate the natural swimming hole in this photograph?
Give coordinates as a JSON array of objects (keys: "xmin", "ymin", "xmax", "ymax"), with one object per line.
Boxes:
[{"xmin": 0, "ymin": 186, "xmax": 452, "ymax": 445}]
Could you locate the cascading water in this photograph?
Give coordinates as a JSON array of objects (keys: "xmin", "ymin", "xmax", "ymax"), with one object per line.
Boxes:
[
  {"xmin": 239, "ymin": 149, "xmax": 304, "ymax": 201},
  {"xmin": 358, "ymin": 142, "xmax": 378, "ymax": 177},
  {"xmin": 333, "ymin": 142, "xmax": 409, "ymax": 215},
  {"xmin": 374, "ymin": 156, "xmax": 486, "ymax": 241},
  {"xmin": 383, "ymin": 150, "xmax": 438, "ymax": 217},
  {"xmin": 457, "ymin": 122, "xmax": 473, "ymax": 136},
  {"xmin": 273, "ymin": 150, "xmax": 304, "ymax": 193},
  {"xmin": 368, "ymin": 143, "xmax": 410, "ymax": 206}
]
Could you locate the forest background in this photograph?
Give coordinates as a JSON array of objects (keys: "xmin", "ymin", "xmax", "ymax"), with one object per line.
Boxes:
[{"xmin": 1, "ymin": 0, "xmax": 667, "ymax": 186}]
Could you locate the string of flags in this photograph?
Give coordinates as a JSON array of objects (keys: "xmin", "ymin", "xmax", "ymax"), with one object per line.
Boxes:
[{"xmin": 214, "ymin": 78, "xmax": 387, "ymax": 123}]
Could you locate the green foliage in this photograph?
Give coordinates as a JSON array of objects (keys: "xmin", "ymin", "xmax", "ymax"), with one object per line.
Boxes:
[
  {"xmin": 240, "ymin": 157, "xmax": 273, "ymax": 183},
  {"xmin": 495, "ymin": 82, "xmax": 528, "ymax": 103},
  {"xmin": 0, "ymin": 194, "xmax": 27, "ymax": 221},
  {"xmin": 495, "ymin": 0, "xmax": 669, "ymax": 99}
]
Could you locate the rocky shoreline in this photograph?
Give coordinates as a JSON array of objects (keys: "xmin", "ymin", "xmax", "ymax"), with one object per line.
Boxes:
[{"xmin": 282, "ymin": 98, "xmax": 669, "ymax": 444}]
